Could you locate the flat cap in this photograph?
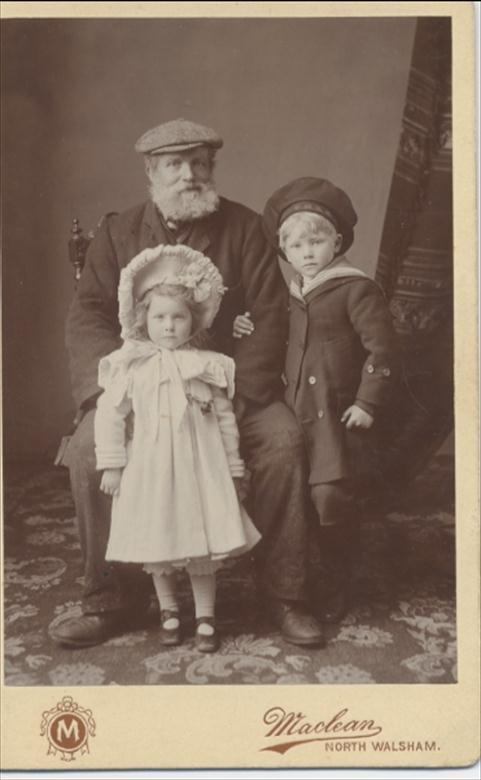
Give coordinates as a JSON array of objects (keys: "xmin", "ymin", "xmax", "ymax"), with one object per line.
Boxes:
[
  {"xmin": 263, "ymin": 177, "xmax": 358, "ymax": 255},
  {"xmin": 135, "ymin": 118, "xmax": 223, "ymax": 155}
]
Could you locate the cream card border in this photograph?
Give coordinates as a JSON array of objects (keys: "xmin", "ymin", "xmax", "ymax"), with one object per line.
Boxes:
[{"xmin": 1, "ymin": 1, "xmax": 479, "ymax": 771}]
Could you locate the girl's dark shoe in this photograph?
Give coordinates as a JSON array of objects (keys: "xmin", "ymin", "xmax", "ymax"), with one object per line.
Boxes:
[
  {"xmin": 195, "ymin": 617, "xmax": 219, "ymax": 653},
  {"xmin": 159, "ymin": 610, "xmax": 182, "ymax": 646}
]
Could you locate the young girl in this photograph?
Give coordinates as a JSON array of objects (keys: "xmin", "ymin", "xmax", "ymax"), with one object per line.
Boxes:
[{"xmin": 94, "ymin": 244, "xmax": 260, "ymax": 653}]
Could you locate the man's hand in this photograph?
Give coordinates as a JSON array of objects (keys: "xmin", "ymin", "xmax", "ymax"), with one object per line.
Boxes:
[
  {"xmin": 341, "ymin": 405, "xmax": 374, "ymax": 430},
  {"xmin": 100, "ymin": 468, "xmax": 123, "ymax": 496},
  {"xmin": 233, "ymin": 312, "xmax": 255, "ymax": 339}
]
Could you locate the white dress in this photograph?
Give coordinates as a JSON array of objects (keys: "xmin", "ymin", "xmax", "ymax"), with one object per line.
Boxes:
[{"xmin": 94, "ymin": 340, "xmax": 260, "ymax": 573}]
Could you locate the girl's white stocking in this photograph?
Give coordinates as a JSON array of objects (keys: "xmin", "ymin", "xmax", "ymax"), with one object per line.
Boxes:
[
  {"xmin": 152, "ymin": 573, "xmax": 180, "ymax": 629},
  {"xmin": 189, "ymin": 573, "xmax": 216, "ymax": 635}
]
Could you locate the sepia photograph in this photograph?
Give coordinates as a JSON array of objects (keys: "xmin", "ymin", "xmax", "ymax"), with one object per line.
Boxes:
[
  {"xmin": 1, "ymin": 1, "xmax": 478, "ymax": 772},
  {"xmin": 2, "ymin": 10, "xmax": 457, "ymax": 687}
]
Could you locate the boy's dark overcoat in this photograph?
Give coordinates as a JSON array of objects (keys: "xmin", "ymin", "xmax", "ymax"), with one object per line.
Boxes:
[{"xmin": 284, "ymin": 275, "xmax": 399, "ymax": 484}]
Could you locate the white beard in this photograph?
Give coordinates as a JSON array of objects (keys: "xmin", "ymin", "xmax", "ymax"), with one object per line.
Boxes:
[{"xmin": 149, "ymin": 180, "xmax": 220, "ymax": 223}]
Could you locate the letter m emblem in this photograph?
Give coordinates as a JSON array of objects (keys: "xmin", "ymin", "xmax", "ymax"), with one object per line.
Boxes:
[{"xmin": 56, "ymin": 717, "xmax": 79, "ymax": 744}]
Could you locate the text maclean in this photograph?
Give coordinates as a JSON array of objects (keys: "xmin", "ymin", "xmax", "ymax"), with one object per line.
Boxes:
[{"xmin": 263, "ymin": 707, "xmax": 382, "ymax": 739}]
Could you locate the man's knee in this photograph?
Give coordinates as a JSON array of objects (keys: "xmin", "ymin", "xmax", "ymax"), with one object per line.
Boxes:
[{"xmin": 242, "ymin": 401, "xmax": 305, "ymax": 458}]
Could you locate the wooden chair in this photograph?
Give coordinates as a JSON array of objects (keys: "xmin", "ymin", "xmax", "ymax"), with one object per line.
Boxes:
[
  {"xmin": 54, "ymin": 219, "xmax": 94, "ymax": 465},
  {"xmin": 68, "ymin": 218, "xmax": 93, "ymax": 284}
]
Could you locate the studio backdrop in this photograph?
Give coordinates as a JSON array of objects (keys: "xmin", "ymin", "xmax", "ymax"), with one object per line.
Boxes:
[{"xmin": 2, "ymin": 17, "xmax": 417, "ymax": 460}]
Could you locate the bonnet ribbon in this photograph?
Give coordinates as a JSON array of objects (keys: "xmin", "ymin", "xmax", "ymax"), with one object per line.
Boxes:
[{"xmin": 99, "ymin": 340, "xmax": 233, "ymax": 440}]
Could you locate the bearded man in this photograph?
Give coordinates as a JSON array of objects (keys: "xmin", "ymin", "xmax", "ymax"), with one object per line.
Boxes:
[{"xmin": 51, "ymin": 118, "xmax": 324, "ymax": 649}]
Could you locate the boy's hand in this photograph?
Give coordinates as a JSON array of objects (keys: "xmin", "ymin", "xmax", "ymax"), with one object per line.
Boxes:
[
  {"xmin": 233, "ymin": 312, "xmax": 254, "ymax": 339},
  {"xmin": 100, "ymin": 468, "xmax": 123, "ymax": 496},
  {"xmin": 341, "ymin": 405, "xmax": 374, "ymax": 430}
]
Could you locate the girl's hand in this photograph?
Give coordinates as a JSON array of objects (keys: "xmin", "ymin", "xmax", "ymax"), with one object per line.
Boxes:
[
  {"xmin": 100, "ymin": 468, "xmax": 123, "ymax": 496},
  {"xmin": 233, "ymin": 312, "xmax": 254, "ymax": 339},
  {"xmin": 341, "ymin": 405, "xmax": 374, "ymax": 430}
]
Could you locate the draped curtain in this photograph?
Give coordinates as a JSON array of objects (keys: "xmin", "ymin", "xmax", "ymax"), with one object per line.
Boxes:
[{"xmin": 375, "ymin": 17, "xmax": 453, "ymax": 484}]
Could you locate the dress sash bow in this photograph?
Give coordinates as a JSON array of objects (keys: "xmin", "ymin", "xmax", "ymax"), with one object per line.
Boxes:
[{"xmin": 98, "ymin": 340, "xmax": 236, "ymax": 437}]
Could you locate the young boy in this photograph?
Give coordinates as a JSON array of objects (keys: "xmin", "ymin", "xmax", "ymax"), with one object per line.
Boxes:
[{"xmin": 234, "ymin": 177, "xmax": 400, "ymax": 623}]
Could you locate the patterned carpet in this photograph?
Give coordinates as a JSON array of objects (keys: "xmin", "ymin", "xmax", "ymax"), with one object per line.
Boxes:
[{"xmin": 4, "ymin": 456, "xmax": 455, "ymax": 686}]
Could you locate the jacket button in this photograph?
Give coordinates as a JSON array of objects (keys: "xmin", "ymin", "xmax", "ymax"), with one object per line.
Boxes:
[
  {"xmin": 382, "ymin": 368, "xmax": 391, "ymax": 377},
  {"xmin": 308, "ymin": 376, "xmax": 317, "ymax": 385},
  {"xmin": 367, "ymin": 364, "xmax": 375, "ymax": 374},
  {"xmin": 317, "ymin": 409, "xmax": 324, "ymax": 419}
]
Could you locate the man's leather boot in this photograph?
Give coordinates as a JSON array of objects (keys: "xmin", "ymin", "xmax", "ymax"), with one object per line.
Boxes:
[{"xmin": 269, "ymin": 599, "xmax": 325, "ymax": 647}]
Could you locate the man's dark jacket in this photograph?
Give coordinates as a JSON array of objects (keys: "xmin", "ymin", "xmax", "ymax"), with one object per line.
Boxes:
[{"xmin": 66, "ymin": 198, "xmax": 288, "ymax": 410}]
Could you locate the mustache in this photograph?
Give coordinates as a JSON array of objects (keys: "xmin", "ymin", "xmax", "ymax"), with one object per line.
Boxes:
[{"xmin": 149, "ymin": 179, "xmax": 220, "ymax": 222}]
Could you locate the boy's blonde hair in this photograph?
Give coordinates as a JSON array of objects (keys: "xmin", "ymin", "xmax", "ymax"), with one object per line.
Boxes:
[{"xmin": 278, "ymin": 211, "xmax": 338, "ymax": 251}]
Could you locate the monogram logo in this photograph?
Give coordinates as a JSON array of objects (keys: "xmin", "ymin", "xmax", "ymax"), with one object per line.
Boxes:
[{"xmin": 40, "ymin": 695, "xmax": 96, "ymax": 761}]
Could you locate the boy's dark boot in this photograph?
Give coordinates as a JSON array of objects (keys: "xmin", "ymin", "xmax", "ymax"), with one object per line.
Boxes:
[{"xmin": 313, "ymin": 522, "xmax": 357, "ymax": 624}]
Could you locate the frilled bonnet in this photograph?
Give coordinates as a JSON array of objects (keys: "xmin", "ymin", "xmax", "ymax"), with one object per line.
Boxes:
[{"xmin": 118, "ymin": 244, "xmax": 226, "ymax": 340}]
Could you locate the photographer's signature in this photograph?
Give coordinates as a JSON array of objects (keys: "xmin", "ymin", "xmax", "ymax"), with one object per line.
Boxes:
[{"xmin": 261, "ymin": 706, "xmax": 439, "ymax": 755}]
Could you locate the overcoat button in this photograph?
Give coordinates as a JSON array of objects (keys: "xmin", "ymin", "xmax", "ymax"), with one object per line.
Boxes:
[
  {"xmin": 382, "ymin": 368, "xmax": 391, "ymax": 376},
  {"xmin": 308, "ymin": 376, "xmax": 317, "ymax": 385},
  {"xmin": 367, "ymin": 364, "xmax": 375, "ymax": 374},
  {"xmin": 317, "ymin": 410, "xmax": 324, "ymax": 419}
]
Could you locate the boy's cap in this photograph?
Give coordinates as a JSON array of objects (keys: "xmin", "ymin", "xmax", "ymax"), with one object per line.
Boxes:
[
  {"xmin": 263, "ymin": 177, "xmax": 358, "ymax": 254},
  {"xmin": 135, "ymin": 118, "xmax": 223, "ymax": 155}
]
